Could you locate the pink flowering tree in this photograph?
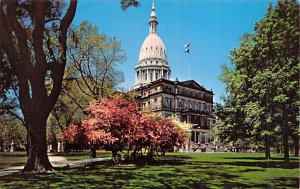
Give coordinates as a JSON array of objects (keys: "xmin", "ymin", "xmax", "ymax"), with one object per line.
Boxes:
[
  {"xmin": 64, "ymin": 96, "xmax": 186, "ymax": 162},
  {"xmin": 139, "ymin": 114, "xmax": 186, "ymax": 156},
  {"xmin": 63, "ymin": 121, "xmax": 87, "ymax": 152},
  {"xmin": 81, "ymin": 96, "xmax": 141, "ymax": 157}
]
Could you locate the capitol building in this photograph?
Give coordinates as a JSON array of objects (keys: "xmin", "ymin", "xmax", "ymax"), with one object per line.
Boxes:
[{"xmin": 133, "ymin": 2, "xmax": 214, "ymax": 149}]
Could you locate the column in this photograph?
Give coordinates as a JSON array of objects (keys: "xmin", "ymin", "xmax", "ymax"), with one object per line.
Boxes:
[
  {"xmin": 154, "ymin": 69, "xmax": 156, "ymax": 80},
  {"xmin": 147, "ymin": 69, "xmax": 149, "ymax": 82},
  {"xmin": 191, "ymin": 131, "xmax": 197, "ymax": 142},
  {"xmin": 140, "ymin": 70, "xmax": 144, "ymax": 83},
  {"xmin": 135, "ymin": 71, "xmax": 138, "ymax": 84},
  {"xmin": 139, "ymin": 70, "xmax": 141, "ymax": 83},
  {"xmin": 200, "ymin": 132, "xmax": 203, "ymax": 143}
]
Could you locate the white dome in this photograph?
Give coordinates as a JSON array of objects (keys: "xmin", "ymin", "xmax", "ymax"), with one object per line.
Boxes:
[{"xmin": 138, "ymin": 33, "xmax": 167, "ymax": 62}]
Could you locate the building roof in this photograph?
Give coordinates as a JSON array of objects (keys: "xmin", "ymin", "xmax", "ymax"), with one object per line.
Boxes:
[
  {"xmin": 138, "ymin": 33, "xmax": 167, "ymax": 62},
  {"xmin": 136, "ymin": 78, "xmax": 214, "ymax": 95}
]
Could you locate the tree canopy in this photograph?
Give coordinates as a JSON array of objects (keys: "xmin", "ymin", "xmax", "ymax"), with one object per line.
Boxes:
[
  {"xmin": 218, "ymin": 0, "xmax": 299, "ymax": 162},
  {"xmin": 0, "ymin": 0, "xmax": 140, "ymax": 172},
  {"xmin": 64, "ymin": 96, "xmax": 186, "ymax": 163}
]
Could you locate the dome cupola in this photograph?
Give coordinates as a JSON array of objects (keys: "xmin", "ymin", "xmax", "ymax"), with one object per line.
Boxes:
[{"xmin": 134, "ymin": 1, "xmax": 171, "ymax": 88}]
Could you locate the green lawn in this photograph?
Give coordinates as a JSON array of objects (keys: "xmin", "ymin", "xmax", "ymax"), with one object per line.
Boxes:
[
  {"xmin": 0, "ymin": 151, "xmax": 112, "ymax": 169},
  {"xmin": 0, "ymin": 152, "xmax": 28, "ymax": 169},
  {"xmin": 0, "ymin": 153, "xmax": 299, "ymax": 189},
  {"xmin": 51, "ymin": 150, "xmax": 112, "ymax": 161}
]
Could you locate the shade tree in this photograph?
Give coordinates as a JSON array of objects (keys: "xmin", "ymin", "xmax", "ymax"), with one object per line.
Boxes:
[
  {"xmin": 219, "ymin": 0, "xmax": 299, "ymax": 162},
  {"xmin": 0, "ymin": 0, "xmax": 140, "ymax": 172}
]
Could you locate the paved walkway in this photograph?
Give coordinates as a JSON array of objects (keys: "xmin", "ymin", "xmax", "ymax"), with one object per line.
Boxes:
[{"xmin": 0, "ymin": 154, "xmax": 110, "ymax": 177}]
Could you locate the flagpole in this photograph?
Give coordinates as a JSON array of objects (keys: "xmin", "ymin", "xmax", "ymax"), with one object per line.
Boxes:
[{"xmin": 188, "ymin": 59, "xmax": 190, "ymax": 80}]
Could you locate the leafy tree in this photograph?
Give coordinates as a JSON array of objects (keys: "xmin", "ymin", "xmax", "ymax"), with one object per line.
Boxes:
[
  {"xmin": 0, "ymin": 0, "xmax": 77, "ymax": 172},
  {"xmin": 64, "ymin": 96, "xmax": 186, "ymax": 162},
  {"xmin": 220, "ymin": 0, "xmax": 299, "ymax": 162},
  {"xmin": 0, "ymin": 114, "xmax": 26, "ymax": 152},
  {"xmin": 46, "ymin": 20, "xmax": 128, "ymax": 146},
  {"xmin": 67, "ymin": 20, "xmax": 126, "ymax": 99},
  {"xmin": 81, "ymin": 96, "xmax": 141, "ymax": 158},
  {"xmin": 0, "ymin": 0, "xmax": 140, "ymax": 172}
]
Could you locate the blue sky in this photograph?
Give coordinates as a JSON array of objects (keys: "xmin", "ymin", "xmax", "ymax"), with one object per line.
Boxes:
[{"xmin": 73, "ymin": 0, "xmax": 276, "ymax": 104}]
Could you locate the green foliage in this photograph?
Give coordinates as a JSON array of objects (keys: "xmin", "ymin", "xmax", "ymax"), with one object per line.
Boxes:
[
  {"xmin": 218, "ymin": 0, "xmax": 299, "ymax": 160},
  {"xmin": 67, "ymin": 20, "xmax": 126, "ymax": 99},
  {"xmin": 47, "ymin": 20, "xmax": 128, "ymax": 144},
  {"xmin": 0, "ymin": 115, "xmax": 26, "ymax": 151}
]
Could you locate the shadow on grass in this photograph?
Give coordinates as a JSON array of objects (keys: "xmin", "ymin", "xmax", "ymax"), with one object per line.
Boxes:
[
  {"xmin": 225, "ymin": 156, "xmax": 299, "ymax": 161},
  {"xmin": 0, "ymin": 154, "xmax": 299, "ymax": 189},
  {"xmin": 270, "ymin": 177, "xmax": 300, "ymax": 188},
  {"xmin": 50, "ymin": 152, "xmax": 89, "ymax": 156},
  {"xmin": 227, "ymin": 161, "xmax": 299, "ymax": 169},
  {"xmin": 0, "ymin": 152, "xmax": 27, "ymax": 158}
]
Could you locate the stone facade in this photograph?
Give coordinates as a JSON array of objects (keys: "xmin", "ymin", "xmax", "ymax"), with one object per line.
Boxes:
[
  {"xmin": 133, "ymin": 2, "xmax": 214, "ymax": 148},
  {"xmin": 134, "ymin": 78, "xmax": 214, "ymax": 145}
]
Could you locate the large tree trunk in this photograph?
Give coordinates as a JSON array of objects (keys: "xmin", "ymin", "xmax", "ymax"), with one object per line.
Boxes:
[
  {"xmin": 23, "ymin": 117, "xmax": 53, "ymax": 172},
  {"xmin": 0, "ymin": 0, "xmax": 77, "ymax": 173}
]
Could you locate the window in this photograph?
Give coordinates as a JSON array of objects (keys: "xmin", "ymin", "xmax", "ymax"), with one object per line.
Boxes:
[
  {"xmin": 178, "ymin": 100, "xmax": 182, "ymax": 108},
  {"xmin": 154, "ymin": 98, "xmax": 158, "ymax": 108}
]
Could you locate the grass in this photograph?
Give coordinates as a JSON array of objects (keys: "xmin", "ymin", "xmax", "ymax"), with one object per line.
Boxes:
[
  {"xmin": 0, "ymin": 150, "xmax": 112, "ymax": 169},
  {"xmin": 51, "ymin": 150, "xmax": 112, "ymax": 161},
  {"xmin": 0, "ymin": 152, "xmax": 299, "ymax": 188},
  {"xmin": 0, "ymin": 152, "xmax": 28, "ymax": 169}
]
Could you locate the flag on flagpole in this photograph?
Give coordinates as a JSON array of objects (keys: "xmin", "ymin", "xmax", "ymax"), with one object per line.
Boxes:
[{"xmin": 184, "ymin": 43, "xmax": 190, "ymax": 53}]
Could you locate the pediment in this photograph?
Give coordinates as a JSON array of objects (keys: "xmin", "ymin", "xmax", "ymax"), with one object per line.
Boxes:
[{"xmin": 179, "ymin": 80, "xmax": 206, "ymax": 92}]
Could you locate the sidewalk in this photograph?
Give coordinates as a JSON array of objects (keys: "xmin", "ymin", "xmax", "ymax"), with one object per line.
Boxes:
[{"xmin": 0, "ymin": 154, "xmax": 111, "ymax": 177}]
